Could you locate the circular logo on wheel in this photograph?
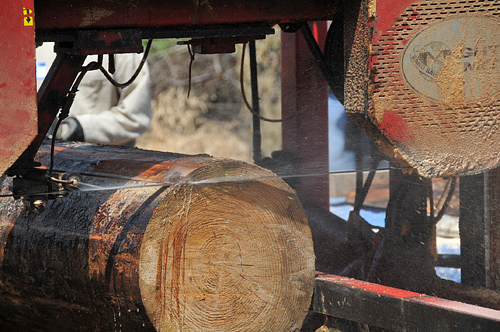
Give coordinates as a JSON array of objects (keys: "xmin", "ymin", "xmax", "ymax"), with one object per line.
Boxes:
[
  {"xmin": 401, "ymin": 15, "xmax": 500, "ymax": 106},
  {"xmin": 409, "ymin": 41, "xmax": 451, "ymax": 82}
]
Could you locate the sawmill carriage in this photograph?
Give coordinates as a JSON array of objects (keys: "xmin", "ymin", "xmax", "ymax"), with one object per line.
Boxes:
[{"xmin": 1, "ymin": 0, "xmax": 500, "ymax": 330}]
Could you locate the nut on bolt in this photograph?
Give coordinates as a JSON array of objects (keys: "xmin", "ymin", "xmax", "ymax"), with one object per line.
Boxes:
[
  {"xmin": 61, "ymin": 172, "xmax": 82, "ymax": 192},
  {"xmin": 24, "ymin": 195, "xmax": 48, "ymax": 213},
  {"xmin": 33, "ymin": 199, "xmax": 45, "ymax": 210}
]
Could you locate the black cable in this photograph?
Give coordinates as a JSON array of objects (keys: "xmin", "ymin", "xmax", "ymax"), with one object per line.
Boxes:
[
  {"xmin": 323, "ymin": 14, "xmax": 344, "ymax": 104},
  {"xmin": 186, "ymin": 43, "xmax": 195, "ymax": 98},
  {"xmin": 431, "ymin": 177, "xmax": 457, "ymax": 224},
  {"xmin": 353, "ymin": 146, "xmax": 382, "ymax": 214},
  {"xmin": 49, "ymin": 60, "xmax": 100, "ymax": 177},
  {"xmin": 49, "ymin": 41, "xmax": 153, "ymax": 176},
  {"xmin": 98, "ymin": 39, "xmax": 153, "ymax": 89},
  {"xmin": 240, "ymin": 43, "xmax": 328, "ymax": 123},
  {"xmin": 299, "ymin": 22, "xmax": 343, "ymax": 103},
  {"xmin": 427, "ymin": 178, "xmax": 435, "ymax": 225},
  {"xmin": 353, "ymin": 129, "xmax": 364, "ymax": 212},
  {"xmin": 49, "ymin": 120, "xmax": 62, "ymax": 178}
]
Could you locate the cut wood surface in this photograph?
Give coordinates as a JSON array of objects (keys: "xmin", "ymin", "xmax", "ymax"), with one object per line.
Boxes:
[{"xmin": 0, "ymin": 142, "xmax": 315, "ymax": 331}]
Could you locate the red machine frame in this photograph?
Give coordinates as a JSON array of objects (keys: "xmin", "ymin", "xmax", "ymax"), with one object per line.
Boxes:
[{"xmin": 1, "ymin": 0, "xmax": 500, "ymax": 330}]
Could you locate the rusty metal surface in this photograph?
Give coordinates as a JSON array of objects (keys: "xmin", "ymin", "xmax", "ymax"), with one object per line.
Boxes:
[
  {"xmin": 0, "ymin": 0, "xmax": 37, "ymax": 176},
  {"xmin": 33, "ymin": 0, "xmax": 338, "ymax": 33},
  {"xmin": 314, "ymin": 273, "xmax": 500, "ymax": 331},
  {"xmin": 345, "ymin": 0, "xmax": 500, "ymax": 178}
]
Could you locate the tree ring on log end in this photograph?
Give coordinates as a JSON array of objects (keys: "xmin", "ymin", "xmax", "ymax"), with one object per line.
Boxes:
[{"xmin": 139, "ymin": 160, "xmax": 315, "ymax": 332}]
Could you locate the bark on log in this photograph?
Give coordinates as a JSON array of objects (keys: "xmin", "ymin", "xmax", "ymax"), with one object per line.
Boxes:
[{"xmin": 0, "ymin": 142, "xmax": 315, "ymax": 332}]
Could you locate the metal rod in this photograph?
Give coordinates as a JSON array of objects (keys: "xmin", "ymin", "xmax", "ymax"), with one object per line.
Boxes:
[
  {"xmin": 460, "ymin": 173, "xmax": 489, "ymax": 287},
  {"xmin": 249, "ymin": 40, "xmax": 262, "ymax": 163},
  {"xmin": 10, "ymin": 52, "xmax": 87, "ymax": 172},
  {"xmin": 299, "ymin": 22, "xmax": 340, "ymax": 101},
  {"xmin": 436, "ymin": 254, "xmax": 461, "ymax": 269}
]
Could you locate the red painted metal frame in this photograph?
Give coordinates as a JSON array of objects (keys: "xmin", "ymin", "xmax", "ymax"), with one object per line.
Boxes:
[
  {"xmin": 33, "ymin": 0, "xmax": 339, "ymax": 32},
  {"xmin": 370, "ymin": 0, "xmax": 416, "ymax": 41},
  {"xmin": 281, "ymin": 23, "xmax": 329, "ymax": 208},
  {"xmin": 13, "ymin": 53, "xmax": 87, "ymax": 170},
  {"xmin": 0, "ymin": 0, "xmax": 37, "ymax": 175},
  {"xmin": 314, "ymin": 273, "xmax": 500, "ymax": 331},
  {"xmin": 4, "ymin": 0, "xmax": 497, "ymax": 325},
  {"xmin": 2, "ymin": 0, "xmax": 339, "ymax": 176},
  {"xmin": 366, "ymin": 0, "xmax": 417, "ymax": 147}
]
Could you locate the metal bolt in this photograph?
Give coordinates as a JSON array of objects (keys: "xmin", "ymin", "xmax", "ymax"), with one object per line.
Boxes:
[
  {"xmin": 31, "ymin": 197, "xmax": 47, "ymax": 213},
  {"xmin": 33, "ymin": 200, "xmax": 44, "ymax": 209}
]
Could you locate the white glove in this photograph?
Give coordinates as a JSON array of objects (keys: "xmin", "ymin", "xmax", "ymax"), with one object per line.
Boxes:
[{"xmin": 55, "ymin": 118, "xmax": 84, "ymax": 141}]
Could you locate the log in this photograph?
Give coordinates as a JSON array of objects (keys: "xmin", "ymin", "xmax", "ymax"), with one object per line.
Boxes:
[{"xmin": 0, "ymin": 142, "xmax": 315, "ymax": 332}]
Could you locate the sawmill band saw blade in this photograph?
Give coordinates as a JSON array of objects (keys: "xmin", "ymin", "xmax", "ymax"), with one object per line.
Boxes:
[{"xmin": 344, "ymin": 0, "xmax": 500, "ymax": 178}]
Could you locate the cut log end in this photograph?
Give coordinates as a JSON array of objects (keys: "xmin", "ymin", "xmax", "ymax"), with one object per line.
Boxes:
[
  {"xmin": 0, "ymin": 146, "xmax": 315, "ymax": 331},
  {"xmin": 139, "ymin": 160, "xmax": 315, "ymax": 332}
]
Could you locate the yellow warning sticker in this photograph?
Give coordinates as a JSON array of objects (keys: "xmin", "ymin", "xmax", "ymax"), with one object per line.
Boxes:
[
  {"xmin": 23, "ymin": 7, "xmax": 34, "ymax": 26},
  {"xmin": 24, "ymin": 16, "xmax": 33, "ymax": 26}
]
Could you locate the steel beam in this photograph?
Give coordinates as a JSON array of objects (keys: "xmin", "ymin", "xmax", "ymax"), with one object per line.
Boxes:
[
  {"xmin": 11, "ymin": 52, "xmax": 86, "ymax": 171},
  {"xmin": 33, "ymin": 0, "xmax": 339, "ymax": 33},
  {"xmin": 0, "ymin": 0, "xmax": 37, "ymax": 176},
  {"xmin": 281, "ymin": 22, "xmax": 329, "ymax": 208},
  {"xmin": 313, "ymin": 273, "xmax": 500, "ymax": 331}
]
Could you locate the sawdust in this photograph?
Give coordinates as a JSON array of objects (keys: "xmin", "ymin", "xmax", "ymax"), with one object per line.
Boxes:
[
  {"xmin": 434, "ymin": 42, "xmax": 467, "ymax": 110},
  {"xmin": 349, "ymin": 2, "xmax": 500, "ymax": 178},
  {"xmin": 344, "ymin": 0, "xmax": 370, "ymax": 114}
]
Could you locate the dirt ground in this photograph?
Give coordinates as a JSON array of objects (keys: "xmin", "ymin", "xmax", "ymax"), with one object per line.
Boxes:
[{"xmin": 136, "ymin": 31, "xmax": 282, "ymax": 163}]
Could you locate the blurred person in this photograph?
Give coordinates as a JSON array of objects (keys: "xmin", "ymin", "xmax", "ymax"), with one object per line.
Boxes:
[{"xmin": 36, "ymin": 43, "xmax": 152, "ymax": 146}]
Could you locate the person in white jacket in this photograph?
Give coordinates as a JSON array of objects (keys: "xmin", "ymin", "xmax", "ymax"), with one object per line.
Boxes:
[{"xmin": 36, "ymin": 43, "xmax": 152, "ymax": 146}]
